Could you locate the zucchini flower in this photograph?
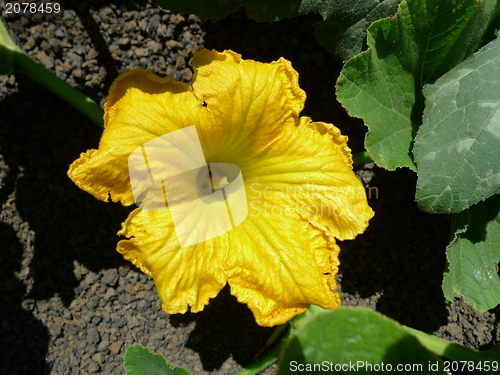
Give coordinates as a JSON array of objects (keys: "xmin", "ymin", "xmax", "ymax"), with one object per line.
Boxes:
[{"xmin": 68, "ymin": 49, "xmax": 373, "ymax": 327}]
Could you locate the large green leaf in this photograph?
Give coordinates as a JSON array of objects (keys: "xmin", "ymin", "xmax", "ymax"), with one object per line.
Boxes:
[
  {"xmin": 276, "ymin": 307, "xmax": 445, "ymax": 374},
  {"xmin": 336, "ymin": 0, "xmax": 500, "ymax": 171},
  {"xmin": 443, "ymin": 196, "xmax": 500, "ymax": 312},
  {"xmin": 415, "ymin": 36, "xmax": 500, "ymax": 213},
  {"xmin": 298, "ymin": 0, "xmax": 402, "ymax": 60},
  {"xmin": 155, "ymin": 0, "xmax": 401, "ymax": 60},
  {"xmin": 124, "ymin": 344, "xmax": 191, "ymax": 375}
]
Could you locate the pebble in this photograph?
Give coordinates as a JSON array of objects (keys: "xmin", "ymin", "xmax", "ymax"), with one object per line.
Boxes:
[
  {"xmin": 118, "ymin": 37, "xmax": 131, "ymax": 49},
  {"xmin": 34, "ymin": 50, "xmax": 55, "ymax": 69},
  {"xmin": 109, "ymin": 341, "xmax": 123, "ymax": 355},
  {"xmin": 54, "ymin": 29, "xmax": 65, "ymax": 39},
  {"xmin": 102, "ymin": 269, "xmax": 119, "ymax": 286}
]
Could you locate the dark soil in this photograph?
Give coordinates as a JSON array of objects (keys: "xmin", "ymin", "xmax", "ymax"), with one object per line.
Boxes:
[{"xmin": 1, "ymin": 1, "xmax": 499, "ymax": 374}]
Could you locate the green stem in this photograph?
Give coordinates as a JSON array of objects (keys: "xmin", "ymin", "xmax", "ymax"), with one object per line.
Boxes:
[
  {"xmin": 403, "ymin": 326, "xmax": 500, "ymax": 373},
  {"xmin": 1, "ymin": 18, "xmax": 104, "ymax": 127},
  {"xmin": 14, "ymin": 52, "xmax": 104, "ymax": 127},
  {"xmin": 234, "ymin": 324, "xmax": 292, "ymax": 375},
  {"xmin": 0, "ymin": 17, "xmax": 20, "ymax": 74},
  {"xmin": 352, "ymin": 151, "xmax": 373, "ymax": 166}
]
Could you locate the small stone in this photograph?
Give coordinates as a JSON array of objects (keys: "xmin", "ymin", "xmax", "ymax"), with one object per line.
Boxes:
[
  {"xmin": 109, "ymin": 340, "xmax": 123, "ymax": 355},
  {"xmin": 65, "ymin": 51, "xmax": 83, "ymax": 70},
  {"xmin": 118, "ymin": 291, "xmax": 132, "ymax": 305},
  {"xmin": 170, "ymin": 14, "xmax": 185, "ymax": 24},
  {"xmin": 23, "ymin": 38, "xmax": 36, "ymax": 51},
  {"xmin": 124, "ymin": 284, "xmax": 137, "ymax": 295},
  {"xmin": 188, "ymin": 14, "xmax": 199, "ymax": 23},
  {"xmin": 165, "ymin": 40, "xmax": 179, "ymax": 50},
  {"xmin": 72, "ymin": 69, "xmax": 85, "ymax": 82},
  {"xmin": 109, "ymin": 44, "xmax": 121, "ymax": 56},
  {"xmin": 93, "ymin": 352, "xmax": 103, "ymax": 364},
  {"xmin": 138, "ymin": 19, "xmax": 148, "ymax": 32},
  {"xmin": 147, "ymin": 14, "xmax": 161, "ymax": 33},
  {"xmin": 135, "ymin": 47, "xmax": 148, "ymax": 58},
  {"xmin": 446, "ymin": 322, "xmax": 464, "ymax": 341},
  {"xmin": 87, "ymin": 361, "xmax": 99, "ymax": 372},
  {"xmin": 48, "ymin": 38, "xmax": 62, "ymax": 53},
  {"xmin": 181, "ymin": 68, "xmax": 192, "ymax": 81},
  {"xmin": 180, "ymin": 30, "xmax": 193, "ymax": 47},
  {"xmin": 114, "ymin": 317, "xmax": 127, "ymax": 329},
  {"xmin": 146, "ymin": 40, "xmax": 162, "ymax": 54},
  {"xmin": 139, "ymin": 57, "xmax": 149, "ymax": 67},
  {"xmin": 30, "ymin": 26, "xmax": 43, "ymax": 42},
  {"xmin": 87, "ymin": 329, "xmax": 100, "ymax": 344},
  {"xmin": 34, "ymin": 51, "xmax": 54, "ymax": 69},
  {"xmin": 137, "ymin": 299, "xmax": 152, "ymax": 311},
  {"xmin": 47, "ymin": 319, "xmax": 63, "ymax": 337},
  {"xmin": 104, "ymin": 287, "xmax": 117, "ymax": 301},
  {"xmin": 102, "ymin": 269, "xmax": 118, "ymax": 286},
  {"xmin": 127, "ymin": 315, "xmax": 140, "ymax": 329},
  {"xmin": 97, "ymin": 340, "xmax": 110, "ymax": 353},
  {"xmin": 118, "ymin": 37, "xmax": 131, "ymax": 49},
  {"xmin": 40, "ymin": 40, "xmax": 51, "ymax": 53},
  {"xmin": 73, "ymin": 44, "xmax": 86, "ymax": 55},
  {"xmin": 174, "ymin": 55, "xmax": 185, "ymax": 70},
  {"xmin": 82, "ymin": 59, "xmax": 98, "ymax": 69},
  {"xmin": 157, "ymin": 24, "xmax": 172, "ymax": 38}
]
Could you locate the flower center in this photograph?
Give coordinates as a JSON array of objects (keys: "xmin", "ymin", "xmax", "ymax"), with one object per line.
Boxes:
[
  {"xmin": 196, "ymin": 163, "xmax": 242, "ymax": 199},
  {"xmin": 197, "ymin": 165, "xmax": 231, "ymax": 197}
]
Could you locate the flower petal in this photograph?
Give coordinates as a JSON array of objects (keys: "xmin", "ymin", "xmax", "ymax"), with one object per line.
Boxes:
[
  {"xmin": 244, "ymin": 116, "xmax": 373, "ymax": 241},
  {"xmin": 226, "ymin": 206, "xmax": 342, "ymax": 327},
  {"xmin": 117, "ymin": 208, "xmax": 228, "ymax": 314},
  {"xmin": 223, "ymin": 117, "xmax": 372, "ymax": 326},
  {"xmin": 68, "ymin": 69, "xmax": 207, "ymax": 205},
  {"xmin": 191, "ymin": 49, "xmax": 306, "ymax": 163}
]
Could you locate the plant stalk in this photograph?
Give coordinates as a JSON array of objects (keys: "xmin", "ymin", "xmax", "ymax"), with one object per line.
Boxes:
[
  {"xmin": 234, "ymin": 324, "xmax": 292, "ymax": 375},
  {"xmin": 1, "ymin": 17, "xmax": 104, "ymax": 127},
  {"xmin": 14, "ymin": 52, "xmax": 104, "ymax": 127},
  {"xmin": 352, "ymin": 151, "xmax": 373, "ymax": 165}
]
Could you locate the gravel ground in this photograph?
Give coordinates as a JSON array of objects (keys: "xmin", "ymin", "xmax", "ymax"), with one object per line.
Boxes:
[{"xmin": 1, "ymin": 1, "xmax": 499, "ymax": 374}]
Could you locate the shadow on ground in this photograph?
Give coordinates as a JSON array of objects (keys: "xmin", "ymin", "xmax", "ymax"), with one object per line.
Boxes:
[
  {"xmin": 339, "ymin": 167, "xmax": 450, "ymax": 332},
  {"xmin": 170, "ymin": 286, "xmax": 274, "ymax": 371},
  {"xmin": 0, "ymin": 220, "xmax": 50, "ymax": 374}
]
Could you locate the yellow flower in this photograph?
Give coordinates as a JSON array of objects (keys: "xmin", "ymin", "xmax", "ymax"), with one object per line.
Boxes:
[{"xmin": 68, "ymin": 49, "xmax": 373, "ymax": 327}]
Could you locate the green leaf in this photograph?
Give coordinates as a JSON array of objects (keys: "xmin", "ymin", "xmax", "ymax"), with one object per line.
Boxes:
[
  {"xmin": 276, "ymin": 307, "xmax": 445, "ymax": 374},
  {"xmin": 124, "ymin": 344, "xmax": 191, "ymax": 375},
  {"xmin": 415, "ymin": 36, "xmax": 500, "ymax": 213},
  {"xmin": 155, "ymin": 0, "xmax": 402, "ymax": 61},
  {"xmin": 442, "ymin": 195, "xmax": 500, "ymax": 312},
  {"xmin": 307, "ymin": 0, "xmax": 402, "ymax": 60},
  {"xmin": 336, "ymin": 0, "xmax": 500, "ymax": 171}
]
